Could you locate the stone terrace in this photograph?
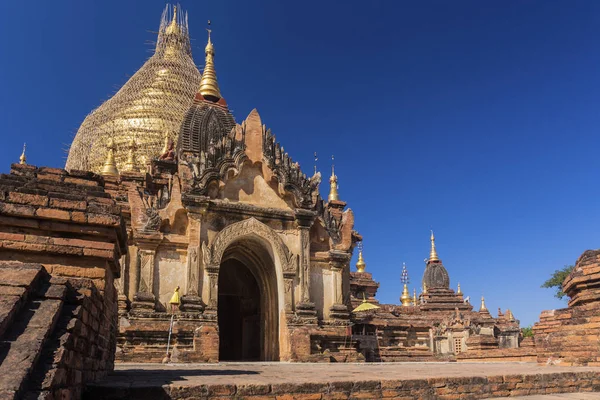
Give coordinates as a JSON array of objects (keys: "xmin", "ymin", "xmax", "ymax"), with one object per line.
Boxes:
[{"xmin": 85, "ymin": 362, "xmax": 600, "ymax": 399}]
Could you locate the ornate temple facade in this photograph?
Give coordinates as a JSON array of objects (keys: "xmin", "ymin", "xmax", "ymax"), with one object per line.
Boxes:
[{"xmin": 57, "ymin": 5, "xmax": 522, "ymax": 363}]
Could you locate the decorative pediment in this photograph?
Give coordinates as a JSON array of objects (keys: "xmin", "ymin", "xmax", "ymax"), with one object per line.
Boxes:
[{"xmin": 178, "ymin": 108, "xmax": 320, "ymax": 209}]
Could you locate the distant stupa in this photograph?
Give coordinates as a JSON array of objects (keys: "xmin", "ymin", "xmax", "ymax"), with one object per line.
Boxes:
[{"xmin": 66, "ymin": 4, "xmax": 201, "ymax": 173}]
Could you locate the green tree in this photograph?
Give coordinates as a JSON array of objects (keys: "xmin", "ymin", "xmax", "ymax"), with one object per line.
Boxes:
[
  {"xmin": 521, "ymin": 325, "xmax": 534, "ymax": 338},
  {"xmin": 541, "ymin": 265, "xmax": 574, "ymax": 300}
]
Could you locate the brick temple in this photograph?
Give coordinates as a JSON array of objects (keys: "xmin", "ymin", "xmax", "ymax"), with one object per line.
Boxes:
[
  {"xmin": 1, "ymin": 4, "xmax": 600, "ymax": 399},
  {"xmin": 64, "ymin": 4, "xmax": 523, "ymax": 364}
]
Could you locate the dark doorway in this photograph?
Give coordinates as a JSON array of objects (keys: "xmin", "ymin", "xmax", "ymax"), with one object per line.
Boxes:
[{"xmin": 218, "ymin": 259, "xmax": 261, "ymax": 361}]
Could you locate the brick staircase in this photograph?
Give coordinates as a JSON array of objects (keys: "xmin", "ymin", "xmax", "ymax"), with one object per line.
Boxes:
[{"xmin": 0, "ymin": 264, "xmax": 66, "ymax": 399}]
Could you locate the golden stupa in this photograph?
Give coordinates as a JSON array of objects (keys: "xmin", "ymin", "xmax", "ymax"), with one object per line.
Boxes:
[{"xmin": 65, "ymin": 5, "xmax": 202, "ymax": 173}]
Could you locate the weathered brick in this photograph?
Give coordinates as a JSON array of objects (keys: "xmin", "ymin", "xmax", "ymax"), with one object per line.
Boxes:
[
  {"xmin": 7, "ymin": 191, "xmax": 48, "ymax": 207},
  {"xmin": 87, "ymin": 213, "xmax": 120, "ymax": 226},
  {"xmin": 49, "ymin": 197, "xmax": 87, "ymax": 211},
  {"xmin": 64, "ymin": 176, "xmax": 100, "ymax": 187},
  {"xmin": 0, "ymin": 232, "xmax": 25, "ymax": 242},
  {"xmin": 0, "ymin": 202, "xmax": 36, "ymax": 217},
  {"xmin": 36, "ymin": 207, "xmax": 71, "ymax": 221}
]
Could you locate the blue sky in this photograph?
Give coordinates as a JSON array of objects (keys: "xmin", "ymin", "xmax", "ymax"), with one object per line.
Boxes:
[{"xmin": 1, "ymin": 1, "xmax": 599, "ymax": 326}]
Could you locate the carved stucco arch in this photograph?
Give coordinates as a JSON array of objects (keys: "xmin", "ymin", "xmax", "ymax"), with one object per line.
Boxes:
[
  {"xmin": 207, "ymin": 216, "xmax": 295, "ymax": 361},
  {"xmin": 208, "ymin": 217, "xmax": 295, "ymax": 274}
]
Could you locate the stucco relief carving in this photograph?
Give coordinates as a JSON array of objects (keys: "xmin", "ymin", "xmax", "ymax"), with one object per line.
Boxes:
[
  {"xmin": 284, "ymin": 277, "xmax": 294, "ymax": 312},
  {"xmin": 138, "ymin": 250, "xmax": 154, "ymax": 294},
  {"xmin": 201, "ymin": 241, "xmax": 211, "ymax": 269},
  {"xmin": 187, "ymin": 247, "xmax": 199, "ymax": 295},
  {"xmin": 209, "ymin": 217, "xmax": 294, "ymax": 273}
]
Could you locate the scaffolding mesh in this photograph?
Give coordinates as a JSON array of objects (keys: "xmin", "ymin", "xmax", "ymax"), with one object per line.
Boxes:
[{"xmin": 65, "ymin": 4, "xmax": 201, "ymax": 173}]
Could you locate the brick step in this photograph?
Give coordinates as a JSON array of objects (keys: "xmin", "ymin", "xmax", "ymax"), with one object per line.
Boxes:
[
  {"xmin": 0, "ymin": 264, "xmax": 47, "ymax": 340},
  {"xmin": 24, "ymin": 303, "xmax": 78, "ymax": 400},
  {"xmin": 0, "ymin": 290, "xmax": 64, "ymax": 398}
]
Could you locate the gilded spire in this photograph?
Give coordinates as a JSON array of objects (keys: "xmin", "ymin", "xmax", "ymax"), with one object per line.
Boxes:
[
  {"xmin": 19, "ymin": 143, "xmax": 27, "ymax": 165},
  {"xmin": 506, "ymin": 309, "xmax": 514, "ymax": 320},
  {"xmin": 124, "ymin": 138, "xmax": 137, "ymax": 172},
  {"xmin": 165, "ymin": 5, "xmax": 180, "ymax": 35},
  {"xmin": 356, "ymin": 245, "xmax": 367, "ymax": 272},
  {"xmin": 328, "ymin": 155, "xmax": 339, "ymax": 201},
  {"xmin": 198, "ymin": 21, "xmax": 222, "ymax": 101},
  {"xmin": 429, "ymin": 230, "xmax": 439, "ymax": 262},
  {"xmin": 413, "ymin": 288, "xmax": 417, "ymax": 306},
  {"xmin": 400, "ymin": 263, "xmax": 411, "ymax": 306},
  {"xmin": 480, "ymin": 296, "xmax": 488, "ymax": 313},
  {"xmin": 457, "ymin": 282, "xmax": 462, "ymax": 295},
  {"xmin": 101, "ymin": 139, "xmax": 119, "ymax": 176}
]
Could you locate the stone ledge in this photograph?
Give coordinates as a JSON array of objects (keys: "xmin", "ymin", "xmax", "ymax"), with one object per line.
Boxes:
[{"xmin": 84, "ymin": 364, "xmax": 600, "ymax": 400}]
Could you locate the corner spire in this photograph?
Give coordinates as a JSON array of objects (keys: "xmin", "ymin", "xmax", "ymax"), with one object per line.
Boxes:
[
  {"xmin": 198, "ymin": 21, "xmax": 222, "ymax": 101},
  {"xmin": 123, "ymin": 138, "xmax": 137, "ymax": 172},
  {"xmin": 19, "ymin": 143, "xmax": 27, "ymax": 165},
  {"xmin": 429, "ymin": 230, "xmax": 439, "ymax": 262},
  {"xmin": 101, "ymin": 139, "xmax": 119, "ymax": 176},
  {"xmin": 328, "ymin": 155, "xmax": 339, "ymax": 201},
  {"xmin": 479, "ymin": 296, "xmax": 488, "ymax": 313}
]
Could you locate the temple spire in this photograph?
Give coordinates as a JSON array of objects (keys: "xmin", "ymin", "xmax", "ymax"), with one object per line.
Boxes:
[
  {"xmin": 101, "ymin": 139, "xmax": 119, "ymax": 176},
  {"xmin": 328, "ymin": 155, "xmax": 339, "ymax": 201},
  {"xmin": 19, "ymin": 143, "xmax": 27, "ymax": 165},
  {"xmin": 479, "ymin": 296, "xmax": 488, "ymax": 313},
  {"xmin": 165, "ymin": 5, "xmax": 179, "ymax": 35},
  {"xmin": 198, "ymin": 21, "xmax": 222, "ymax": 101},
  {"xmin": 429, "ymin": 230, "xmax": 439, "ymax": 262}
]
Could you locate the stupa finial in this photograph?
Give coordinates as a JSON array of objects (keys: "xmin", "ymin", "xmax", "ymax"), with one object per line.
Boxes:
[
  {"xmin": 198, "ymin": 20, "xmax": 222, "ymax": 101},
  {"xmin": 429, "ymin": 230, "xmax": 439, "ymax": 262},
  {"xmin": 165, "ymin": 5, "xmax": 179, "ymax": 35},
  {"xmin": 480, "ymin": 296, "xmax": 488, "ymax": 312},
  {"xmin": 356, "ymin": 242, "xmax": 366, "ymax": 273},
  {"xmin": 19, "ymin": 143, "xmax": 27, "ymax": 165},
  {"xmin": 328, "ymin": 155, "xmax": 339, "ymax": 201}
]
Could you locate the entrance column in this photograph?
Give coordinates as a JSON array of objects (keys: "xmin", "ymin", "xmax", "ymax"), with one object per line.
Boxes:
[
  {"xmin": 131, "ymin": 235, "xmax": 161, "ymax": 311},
  {"xmin": 205, "ymin": 265, "xmax": 219, "ymax": 313},
  {"xmin": 294, "ymin": 210, "xmax": 317, "ymax": 318},
  {"xmin": 329, "ymin": 250, "xmax": 351, "ymax": 320}
]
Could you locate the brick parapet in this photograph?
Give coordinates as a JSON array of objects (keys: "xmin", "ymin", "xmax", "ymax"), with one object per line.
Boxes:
[{"xmin": 0, "ymin": 164, "xmax": 127, "ymax": 279}]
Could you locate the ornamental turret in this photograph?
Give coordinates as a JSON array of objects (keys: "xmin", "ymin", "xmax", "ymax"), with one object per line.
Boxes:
[
  {"xmin": 422, "ymin": 230, "xmax": 450, "ymax": 289},
  {"xmin": 177, "ymin": 26, "xmax": 236, "ymax": 158}
]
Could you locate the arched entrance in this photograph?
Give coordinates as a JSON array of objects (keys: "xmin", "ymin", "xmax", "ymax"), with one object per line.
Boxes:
[{"xmin": 217, "ymin": 237, "xmax": 280, "ymax": 361}]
